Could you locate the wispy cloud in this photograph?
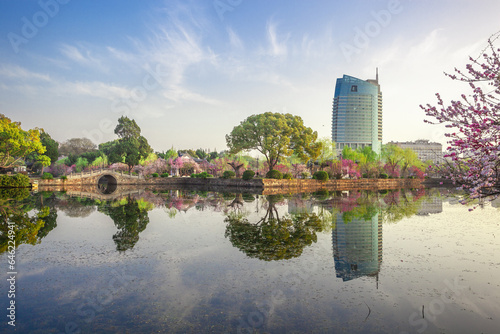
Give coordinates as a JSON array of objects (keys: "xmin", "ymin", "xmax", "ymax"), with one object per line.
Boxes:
[
  {"xmin": 127, "ymin": 4, "xmax": 221, "ymax": 105},
  {"xmin": 161, "ymin": 86, "xmax": 223, "ymax": 105},
  {"xmin": 227, "ymin": 27, "xmax": 244, "ymax": 51},
  {"xmin": 0, "ymin": 65, "xmax": 51, "ymax": 82},
  {"xmin": 0, "ymin": 64, "xmax": 131, "ymax": 100},
  {"xmin": 59, "ymin": 43, "xmax": 108, "ymax": 72},
  {"xmin": 265, "ymin": 21, "xmax": 289, "ymax": 57},
  {"xmin": 107, "ymin": 46, "xmax": 138, "ymax": 63},
  {"xmin": 60, "ymin": 81, "xmax": 132, "ymax": 100}
]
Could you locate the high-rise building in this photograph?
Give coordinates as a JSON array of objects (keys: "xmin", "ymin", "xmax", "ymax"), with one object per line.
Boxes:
[{"xmin": 332, "ymin": 70, "xmax": 382, "ymax": 155}]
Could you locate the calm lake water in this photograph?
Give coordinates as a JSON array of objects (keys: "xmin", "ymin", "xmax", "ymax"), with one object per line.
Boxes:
[{"xmin": 1, "ymin": 187, "xmax": 499, "ymax": 333}]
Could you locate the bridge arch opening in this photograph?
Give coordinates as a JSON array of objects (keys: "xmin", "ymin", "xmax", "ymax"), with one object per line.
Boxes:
[{"xmin": 97, "ymin": 174, "xmax": 118, "ymax": 194}]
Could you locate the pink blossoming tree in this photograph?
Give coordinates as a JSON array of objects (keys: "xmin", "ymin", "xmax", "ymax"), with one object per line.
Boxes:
[
  {"xmin": 168, "ymin": 157, "xmax": 184, "ymax": 176},
  {"xmin": 421, "ymin": 34, "xmax": 500, "ymax": 202}
]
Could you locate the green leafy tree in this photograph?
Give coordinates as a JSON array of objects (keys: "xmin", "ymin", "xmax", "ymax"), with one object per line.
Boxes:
[
  {"xmin": 38, "ymin": 155, "xmax": 51, "ymax": 174},
  {"xmin": 26, "ymin": 132, "xmax": 57, "ymax": 174},
  {"xmin": 400, "ymin": 148, "xmax": 423, "ymax": 177},
  {"xmin": 208, "ymin": 151, "xmax": 219, "ymax": 161},
  {"xmin": 381, "ymin": 144, "xmax": 405, "ymax": 175},
  {"xmin": 178, "ymin": 149, "xmax": 197, "ymax": 158},
  {"xmin": 317, "ymin": 137, "xmax": 336, "ymax": 165},
  {"xmin": 99, "ymin": 140, "xmax": 122, "ymax": 164},
  {"xmin": 340, "ymin": 146, "xmax": 380, "ymax": 178},
  {"xmin": 114, "ymin": 116, "xmax": 141, "ymax": 139},
  {"xmin": 381, "ymin": 144, "xmax": 422, "ymax": 178},
  {"xmin": 226, "ymin": 112, "xmax": 321, "ymax": 171},
  {"xmin": 341, "ymin": 146, "xmax": 377, "ymax": 164},
  {"xmin": 107, "ymin": 117, "xmax": 153, "ymax": 173},
  {"xmin": 74, "ymin": 157, "xmax": 88, "ymax": 172},
  {"xmin": 157, "ymin": 147, "xmax": 178, "ymax": 160},
  {"xmin": 359, "ymin": 146, "xmax": 379, "ymax": 163},
  {"xmin": 40, "ymin": 132, "xmax": 59, "ymax": 163},
  {"xmin": 195, "ymin": 148, "xmax": 207, "ymax": 160},
  {"xmin": 59, "ymin": 137, "xmax": 97, "ymax": 156},
  {"xmin": 0, "ymin": 114, "xmax": 47, "ymax": 169},
  {"xmin": 120, "ymin": 137, "xmax": 153, "ymax": 172}
]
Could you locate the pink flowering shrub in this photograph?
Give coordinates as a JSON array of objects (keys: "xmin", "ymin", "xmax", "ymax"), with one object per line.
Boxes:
[
  {"xmin": 408, "ymin": 166, "xmax": 425, "ymax": 179},
  {"xmin": 383, "ymin": 163, "xmax": 400, "ymax": 178},
  {"xmin": 274, "ymin": 164, "xmax": 290, "ymax": 174},
  {"xmin": 144, "ymin": 158, "xmax": 168, "ymax": 175},
  {"xmin": 421, "ymin": 36, "xmax": 500, "ymax": 202}
]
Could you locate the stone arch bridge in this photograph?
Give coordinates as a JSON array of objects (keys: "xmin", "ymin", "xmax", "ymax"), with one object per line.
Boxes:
[
  {"xmin": 65, "ymin": 168, "xmax": 145, "ymax": 186},
  {"xmin": 32, "ymin": 168, "xmax": 147, "ymax": 196}
]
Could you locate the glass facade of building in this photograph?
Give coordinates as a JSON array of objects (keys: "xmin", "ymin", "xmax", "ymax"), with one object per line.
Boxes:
[
  {"xmin": 332, "ymin": 213, "xmax": 382, "ymax": 282},
  {"xmin": 332, "ymin": 73, "xmax": 382, "ymax": 154}
]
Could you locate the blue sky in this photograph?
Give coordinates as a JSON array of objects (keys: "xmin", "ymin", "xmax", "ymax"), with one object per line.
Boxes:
[{"xmin": 1, "ymin": 0, "xmax": 499, "ymax": 153}]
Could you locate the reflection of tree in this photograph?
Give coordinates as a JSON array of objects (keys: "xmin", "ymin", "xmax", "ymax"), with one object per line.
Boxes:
[
  {"xmin": 224, "ymin": 197, "xmax": 323, "ymax": 261},
  {"xmin": 381, "ymin": 189, "xmax": 427, "ymax": 223},
  {"xmin": 0, "ymin": 189, "xmax": 49, "ymax": 253},
  {"xmin": 99, "ymin": 197, "xmax": 152, "ymax": 252},
  {"xmin": 321, "ymin": 189, "xmax": 434, "ymax": 225},
  {"xmin": 36, "ymin": 207, "xmax": 57, "ymax": 239},
  {"xmin": 57, "ymin": 197, "xmax": 96, "ymax": 218},
  {"xmin": 341, "ymin": 203, "xmax": 379, "ymax": 224}
]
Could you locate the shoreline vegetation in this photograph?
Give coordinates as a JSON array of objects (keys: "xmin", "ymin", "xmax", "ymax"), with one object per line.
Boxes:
[{"xmin": 33, "ymin": 176, "xmax": 434, "ymax": 195}]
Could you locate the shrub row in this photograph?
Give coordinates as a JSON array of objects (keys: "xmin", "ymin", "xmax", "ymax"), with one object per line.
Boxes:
[
  {"xmin": 191, "ymin": 172, "xmax": 214, "ymax": 179},
  {"xmin": 242, "ymin": 170, "xmax": 255, "ymax": 180},
  {"xmin": 41, "ymin": 172, "xmax": 53, "ymax": 180},
  {"xmin": 0, "ymin": 174, "xmax": 31, "ymax": 188},
  {"xmin": 222, "ymin": 170, "xmax": 236, "ymax": 179},
  {"xmin": 313, "ymin": 170, "xmax": 329, "ymax": 181},
  {"xmin": 265, "ymin": 170, "xmax": 282, "ymax": 179}
]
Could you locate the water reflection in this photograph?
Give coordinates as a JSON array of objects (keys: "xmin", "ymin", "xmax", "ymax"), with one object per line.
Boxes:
[
  {"xmin": 332, "ymin": 213, "xmax": 382, "ymax": 282},
  {"xmin": 0, "ymin": 187, "xmax": 453, "ymax": 257},
  {"xmin": 0, "ymin": 189, "xmax": 57, "ymax": 253},
  {"xmin": 417, "ymin": 195, "xmax": 443, "ymax": 215},
  {"xmin": 98, "ymin": 196, "xmax": 153, "ymax": 251},
  {"xmin": 2, "ymin": 186, "xmax": 499, "ymax": 333},
  {"xmin": 97, "ymin": 174, "xmax": 118, "ymax": 194},
  {"xmin": 224, "ymin": 195, "xmax": 324, "ymax": 261}
]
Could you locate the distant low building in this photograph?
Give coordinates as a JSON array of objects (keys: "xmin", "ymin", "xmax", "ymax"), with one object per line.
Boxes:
[
  {"xmin": 14, "ymin": 166, "xmax": 27, "ymax": 172},
  {"xmin": 389, "ymin": 139, "xmax": 444, "ymax": 165}
]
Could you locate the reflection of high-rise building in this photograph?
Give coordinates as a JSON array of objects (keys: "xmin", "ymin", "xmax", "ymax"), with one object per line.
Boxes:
[
  {"xmin": 332, "ymin": 70, "xmax": 382, "ymax": 155},
  {"xmin": 332, "ymin": 213, "xmax": 382, "ymax": 282}
]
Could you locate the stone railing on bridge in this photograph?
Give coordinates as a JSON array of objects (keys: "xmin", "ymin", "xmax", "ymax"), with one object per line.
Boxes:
[
  {"xmin": 37, "ymin": 168, "xmax": 145, "ymax": 186},
  {"xmin": 35, "ymin": 172, "xmax": 424, "ymax": 194},
  {"xmin": 66, "ymin": 168, "xmax": 143, "ymax": 180}
]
